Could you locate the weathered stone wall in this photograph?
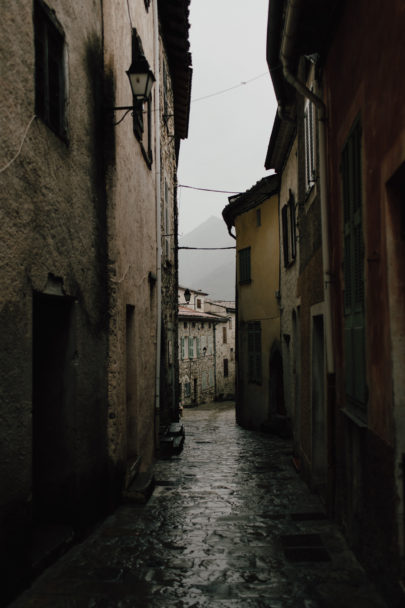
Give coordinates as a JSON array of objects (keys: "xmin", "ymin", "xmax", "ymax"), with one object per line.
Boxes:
[
  {"xmin": 103, "ymin": 0, "xmax": 158, "ymax": 479},
  {"xmin": 206, "ymin": 302, "xmax": 236, "ymax": 400},
  {"xmin": 179, "ymin": 318, "xmax": 217, "ymax": 405},
  {"xmin": 160, "ymin": 42, "xmax": 180, "ymax": 426}
]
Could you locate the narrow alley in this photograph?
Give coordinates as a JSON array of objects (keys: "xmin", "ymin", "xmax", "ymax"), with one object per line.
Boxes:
[{"xmin": 10, "ymin": 402, "xmax": 387, "ymax": 608}]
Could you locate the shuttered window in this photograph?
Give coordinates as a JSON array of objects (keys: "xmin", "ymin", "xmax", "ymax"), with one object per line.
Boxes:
[
  {"xmin": 282, "ymin": 191, "xmax": 296, "ymax": 267},
  {"xmin": 34, "ymin": 0, "xmax": 66, "ymax": 138},
  {"xmin": 239, "ymin": 247, "xmax": 251, "ymax": 283},
  {"xmin": 342, "ymin": 120, "xmax": 367, "ymax": 416},
  {"xmin": 304, "ymin": 98, "xmax": 316, "ymax": 191},
  {"xmin": 248, "ymin": 321, "xmax": 262, "ymax": 384}
]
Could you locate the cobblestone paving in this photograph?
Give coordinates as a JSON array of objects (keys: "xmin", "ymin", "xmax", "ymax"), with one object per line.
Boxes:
[{"xmin": 11, "ymin": 402, "xmax": 388, "ymax": 607}]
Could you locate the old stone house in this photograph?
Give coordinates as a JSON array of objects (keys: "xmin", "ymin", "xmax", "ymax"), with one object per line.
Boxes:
[
  {"xmin": 265, "ymin": 0, "xmax": 405, "ymax": 604},
  {"xmin": 178, "ymin": 287, "xmax": 235, "ymax": 406},
  {"xmin": 0, "ymin": 0, "xmax": 191, "ymax": 603},
  {"xmin": 205, "ymin": 299, "xmax": 236, "ymax": 401}
]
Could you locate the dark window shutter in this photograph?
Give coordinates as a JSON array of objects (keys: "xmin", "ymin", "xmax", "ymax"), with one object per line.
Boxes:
[
  {"xmin": 282, "ymin": 205, "xmax": 289, "ymax": 266},
  {"xmin": 341, "ymin": 120, "xmax": 367, "ymax": 415}
]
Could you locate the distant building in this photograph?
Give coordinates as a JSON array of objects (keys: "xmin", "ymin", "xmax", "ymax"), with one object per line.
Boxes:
[{"xmin": 178, "ymin": 287, "xmax": 235, "ymax": 406}]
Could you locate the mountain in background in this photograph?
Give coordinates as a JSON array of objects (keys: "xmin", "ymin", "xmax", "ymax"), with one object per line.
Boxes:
[{"xmin": 179, "ymin": 216, "xmax": 235, "ymax": 301}]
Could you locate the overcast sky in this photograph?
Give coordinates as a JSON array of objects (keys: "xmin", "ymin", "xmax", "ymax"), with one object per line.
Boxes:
[{"xmin": 177, "ymin": 0, "xmax": 278, "ymax": 236}]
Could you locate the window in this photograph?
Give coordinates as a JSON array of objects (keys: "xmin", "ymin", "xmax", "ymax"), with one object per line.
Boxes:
[
  {"xmin": 223, "ymin": 327, "xmax": 227, "ymax": 344},
  {"xmin": 202, "ymin": 372, "xmax": 208, "ymax": 390},
  {"xmin": 208, "ymin": 334, "xmax": 213, "ymax": 355},
  {"xmin": 132, "ymin": 30, "xmax": 153, "ymax": 167},
  {"xmin": 341, "ymin": 120, "xmax": 367, "ymax": 416},
  {"xmin": 34, "ymin": 0, "xmax": 66, "ymax": 138},
  {"xmin": 224, "ymin": 358, "xmax": 229, "ymax": 377},
  {"xmin": 209, "ymin": 368, "xmax": 214, "ymax": 387},
  {"xmin": 180, "ymin": 337, "xmax": 185, "ymax": 360},
  {"xmin": 196, "ymin": 299, "xmax": 202, "ymax": 309},
  {"xmin": 304, "ymin": 98, "xmax": 316, "ymax": 191},
  {"xmin": 163, "ymin": 179, "xmax": 171, "ymax": 258},
  {"xmin": 196, "ymin": 338, "xmax": 200, "ymax": 358},
  {"xmin": 239, "ymin": 247, "xmax": 251, "ymax": 283},
  {"xmin": 282, "ymin": 190, "xmax": 297, "ymax": 267},
  {"xmin": 188, "ymin": 337, "xmax": 194, "ymax": 359},
  {"xmin": 248, "ymin": 321, "xmax": 262, "ymax": 384}
]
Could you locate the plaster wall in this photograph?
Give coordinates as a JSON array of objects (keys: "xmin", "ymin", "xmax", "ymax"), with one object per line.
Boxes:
[
  {"xmin": 324, "ymin": 0, "xmax": 405, "ymax": 596},
  {"xmin": 0, "ymin": 0, "xmax": 109, "ymax": 599},
  {"xmin": 278, "ymin": 136, "xmax": 299, "ymax": 427},
  {"xmin": 235, "ymin": 193, "xmax": 280, "ymax": 428}
]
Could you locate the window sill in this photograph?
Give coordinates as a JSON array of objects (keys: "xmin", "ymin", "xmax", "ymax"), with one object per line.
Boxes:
[{"xmin": 38, "ymin": 115, "xmax": 69, "ymax": 145}]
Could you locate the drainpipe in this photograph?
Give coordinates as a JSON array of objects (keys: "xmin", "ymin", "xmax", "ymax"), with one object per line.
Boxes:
[
  {"xmin": 153, "ymin": 0, "xmax": 162, "ymax": 442},
  {"xmin": 280, "ymin": 0, "xmax": 334, "ymax": 374}
]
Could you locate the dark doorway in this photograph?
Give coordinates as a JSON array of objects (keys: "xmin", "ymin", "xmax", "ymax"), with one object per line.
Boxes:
[
  {"xmin": 32, "ymin": 292, "xmax": 76, "ymax": 524},
  {"xmin": 311, "ymin": 314, "xmax": 326, "ymax": 490},
  {"xmin": 269, "ymin": 348, "xmax": 285, "ymax": 416}
]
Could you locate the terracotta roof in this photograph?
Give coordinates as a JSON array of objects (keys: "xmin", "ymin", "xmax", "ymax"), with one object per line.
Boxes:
[
  {"xmin": 178, "ymin": 306, "xmax": 228, "ymax": 323},
  {"xmin": 222, "ymin": 174, "xmax": 280, "ymax": 231},
  {"xmin": 158, "ymin": 0, "xmax": 192, "ymax": 146}
]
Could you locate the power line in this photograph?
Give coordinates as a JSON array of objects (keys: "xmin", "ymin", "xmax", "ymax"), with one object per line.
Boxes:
[
  {"xmin": 178, "ymin": 246, "xmax": 236, "ymax": 250},
  {"xmin": 191, "ymin": 72, "xmax": 268, "ymax": 103},
  {"xmin": 179, "ymin": 184, "xmax": 241, "ymax": 194}
]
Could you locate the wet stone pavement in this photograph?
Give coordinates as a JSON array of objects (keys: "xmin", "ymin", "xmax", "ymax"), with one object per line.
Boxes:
[{"xmin": 11, "ymin": 401, "xmax": 388, "ymax": 608}]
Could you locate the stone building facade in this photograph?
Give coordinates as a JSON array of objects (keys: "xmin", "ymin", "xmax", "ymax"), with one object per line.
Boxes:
[
  {"xmin": 178, "ymin": 288, "xmax": 235, "ymax": 406},
  {"xmin": 0, "ymin": 1, "xmax": 191, "ymax": 603}
]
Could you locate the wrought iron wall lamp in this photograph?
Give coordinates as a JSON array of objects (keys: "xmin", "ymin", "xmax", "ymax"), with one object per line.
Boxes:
[{"xmin": 109, "ymin": 55, "xmax": 155, "ymax": 117}]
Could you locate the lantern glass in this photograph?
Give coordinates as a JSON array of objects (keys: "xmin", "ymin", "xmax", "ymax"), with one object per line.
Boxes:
[{"xmin": 127, "ymin": 59, "xmax": 155, "ymax": 101}]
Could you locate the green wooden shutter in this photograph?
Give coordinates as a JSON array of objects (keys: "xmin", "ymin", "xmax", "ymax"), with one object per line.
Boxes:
[
  {"xmin": 342, "ymin": 121, "xmax": 367, "ymax": 414},
  {"xmin": 247, "ymin": 322, "xmax": 262, "ymax": 384}
]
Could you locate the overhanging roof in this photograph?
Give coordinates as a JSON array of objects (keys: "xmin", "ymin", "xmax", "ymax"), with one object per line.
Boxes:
[
  {"xmin": 222, "ymin": 174, "xmax": 280, "ymax": 231},
  {"xmin": 158, "ymin": 0, "xmax": 192, "ymax": 144},
  {"xmin": 265, "ymin": 0, "xmax": 340, "ymax": 171}
]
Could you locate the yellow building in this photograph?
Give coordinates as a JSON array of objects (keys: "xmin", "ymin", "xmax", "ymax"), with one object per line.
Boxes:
[{"xmin": 223, "ymin": 175, "xmax": 285, "ymax": 430}]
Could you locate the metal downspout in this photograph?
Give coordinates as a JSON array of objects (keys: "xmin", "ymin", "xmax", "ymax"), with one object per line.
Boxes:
[
  {"xmin": 280, "ymin": 0, "xmax": 334, "ymax": 373},
  {"xmin": 153, "ymin": 0, "xmax": 162, "ymax": 442}
]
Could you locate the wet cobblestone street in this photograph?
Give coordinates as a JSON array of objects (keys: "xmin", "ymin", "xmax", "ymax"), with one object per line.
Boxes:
[{"xmin": 11, "ymin": 402, "xmax": 388, "ymax": 607}]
